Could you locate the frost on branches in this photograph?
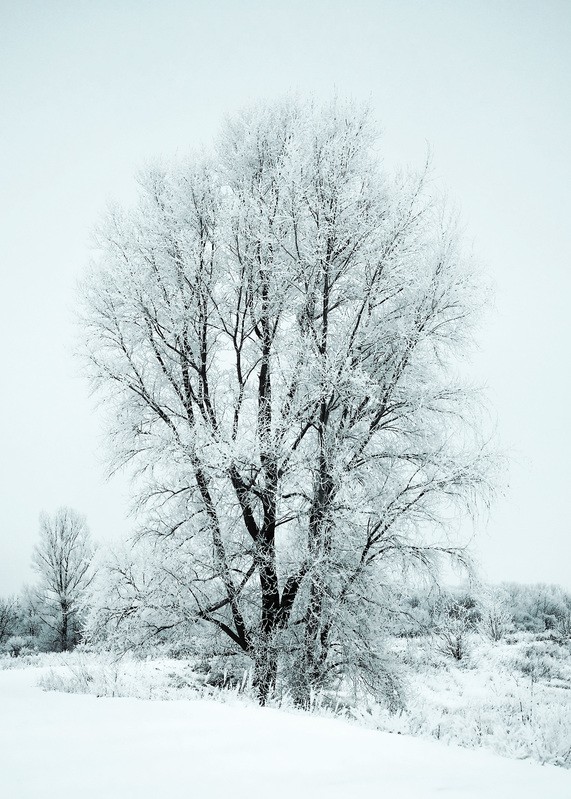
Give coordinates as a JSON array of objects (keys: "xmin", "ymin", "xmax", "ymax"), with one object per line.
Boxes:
[
  {"xmin": 81, "ymin": 98, "xmax": 493, "ymax": 705},
  {"xmin": 32, "ymin": 507, "xmax": 95, "ymax": 652}
]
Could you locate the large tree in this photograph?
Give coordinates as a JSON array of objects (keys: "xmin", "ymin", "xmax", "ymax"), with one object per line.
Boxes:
[{"xmin": 83, "ymin": 99, "xmax": 492, "ymax": 704}]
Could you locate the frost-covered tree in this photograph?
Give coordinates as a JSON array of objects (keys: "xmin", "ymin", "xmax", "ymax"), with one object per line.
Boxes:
[
  {"xmin": 82, "ymin": 98, "xmax": 493, "ymax": 704},
  {"xmin": 32, "ymin": 507, "xmax": 95, "ymax": 651},
  {"xmin": 0, "ymin": 596, "xmax": 18, "ymax": 645}
]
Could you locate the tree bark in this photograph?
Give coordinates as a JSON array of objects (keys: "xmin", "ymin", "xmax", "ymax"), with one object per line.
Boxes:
[{"xmin": 60, "ymin": 600, "xmax": 69, "ymax": 652}]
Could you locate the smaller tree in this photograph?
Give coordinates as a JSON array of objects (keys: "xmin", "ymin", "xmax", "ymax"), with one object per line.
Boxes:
[
  {"xmin": 0, "ymin": 596, "xmax": 18, "ymax": 645},
  {"xmin": 17, "ymin": 586, "xmax": 45, "ymax": 640},
  {"xmin": 32, "ymin": 508, "xmax": 95, "ymax": 651}
]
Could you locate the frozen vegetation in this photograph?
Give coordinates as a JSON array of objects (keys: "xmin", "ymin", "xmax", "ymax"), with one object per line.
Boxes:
[
  {"xmin": 3, "ymin": 597, "xmax": 570, "ymax": 779},
  {"xmin": 1, "ymin": 651, "xmax": 570, "ymax": 799},
  {"xmin": 361, "ymin": 633, "xmax": 571, "ymax": 768}
]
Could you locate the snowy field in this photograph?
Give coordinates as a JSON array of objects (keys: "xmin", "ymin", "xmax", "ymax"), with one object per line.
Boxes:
[{"xmin": 1, "ymin": 659, "xmax": 570, "ymax": 799}]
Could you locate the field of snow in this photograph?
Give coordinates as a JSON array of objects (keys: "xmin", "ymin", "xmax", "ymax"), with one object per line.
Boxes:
[{"xmin": 1, "ymin": 659, "xmax": 570, "ymax": 799}]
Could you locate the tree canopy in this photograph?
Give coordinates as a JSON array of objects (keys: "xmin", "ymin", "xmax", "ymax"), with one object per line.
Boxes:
[{"xmin": 82, "ymin": 98, "xmax": 492, "ymax": 704}]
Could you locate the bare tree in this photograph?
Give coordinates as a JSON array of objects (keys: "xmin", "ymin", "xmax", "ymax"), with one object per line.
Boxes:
[
  {"xmin": 32, "ymin": 508, "xmax": 95, "ymax": 651},
  {"xmin": 0, "ymin": 596, "xmax": 18, "ymax": 645},
  {"xmin": 82, "ymin": 98, "xmax": 493, "ymax": 704}
]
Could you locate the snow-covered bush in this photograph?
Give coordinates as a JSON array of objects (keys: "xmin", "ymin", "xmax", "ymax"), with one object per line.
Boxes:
[
  {"xmin": 2, "ymin": 635, "xmax": 38, "ymax": 658},
  {"xmin": 38, "ymin": 652, "xmax": 182, "ymax": 699},
  {"xmin": 478, "ymin": 587, "xmax": 514, "ymax": 642},
  {"xmin": 435, "ymin": 597, "xmax": 478, "ymax": 661},
  {"xmin": 194, "ymin": 655, "xmax": 251, "ymax": 691},
  {"xmin": 37, "ymin": 650, "xmax": 253, "ymax": 702},
  {"xmin": 511, "ymin": 636, "xmax": 571, "ymax": 683}
]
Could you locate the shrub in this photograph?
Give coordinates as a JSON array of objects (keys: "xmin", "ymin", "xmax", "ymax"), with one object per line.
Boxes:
[{"xmin": 2, "ymin": 635, "xmax": 38, "ymax": 658}]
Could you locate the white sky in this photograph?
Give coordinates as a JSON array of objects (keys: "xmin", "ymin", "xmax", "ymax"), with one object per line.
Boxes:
[{"xmin": 1, "ymin": 0, "xmax": 570, "ymax": 594}]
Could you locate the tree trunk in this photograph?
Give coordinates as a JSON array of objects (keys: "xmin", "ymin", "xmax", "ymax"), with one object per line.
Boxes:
[
  {"xmin": 60, "ymin": 601, "xmax": 69, "ymax": 652},
  {"xmin": 292, "ymin": 580, "xmax": 329, "ymax": 708},
  {"xmin": 253, "ymin": 643, "xmax": 277, "ymax": 705}
]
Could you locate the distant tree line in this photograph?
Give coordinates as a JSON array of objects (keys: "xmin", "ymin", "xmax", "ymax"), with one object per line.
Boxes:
[
  {"xmin": 396, "ymin": 582, "xmax": 571, "ymax": 646},
  {"xmin": 3, "ymin": 552, "xmax": 570, "ymax": 668}
]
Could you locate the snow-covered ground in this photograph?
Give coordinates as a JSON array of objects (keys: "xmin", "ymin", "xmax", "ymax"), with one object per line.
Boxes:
[{"xmin": 1, "ymin": 662, "xmax": 569, "ymax": 799}]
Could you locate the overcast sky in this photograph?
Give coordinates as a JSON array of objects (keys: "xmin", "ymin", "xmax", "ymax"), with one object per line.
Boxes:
[{"xmin": 1, "ymin": 0, "xmax": 570, "ymax": 594}]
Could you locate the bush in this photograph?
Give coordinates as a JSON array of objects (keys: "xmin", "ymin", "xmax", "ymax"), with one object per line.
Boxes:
[
  {"xmin": 435, "ymin": 600, "xmax": 475, "ymax": 661},
  {"xmin": 479, "ymin": 589, "xmax": 514, "ymax": 642},
  {"xmin": 195, "ymin": 655, "xmax": 251, "ymax": 691},
  {"xmin": 511, "ymin": 639, "xmax": 571, "ymax": 683},
  {"xmin": 2, "ymin": 635, "xmax": 38, "ymax": 658}
]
